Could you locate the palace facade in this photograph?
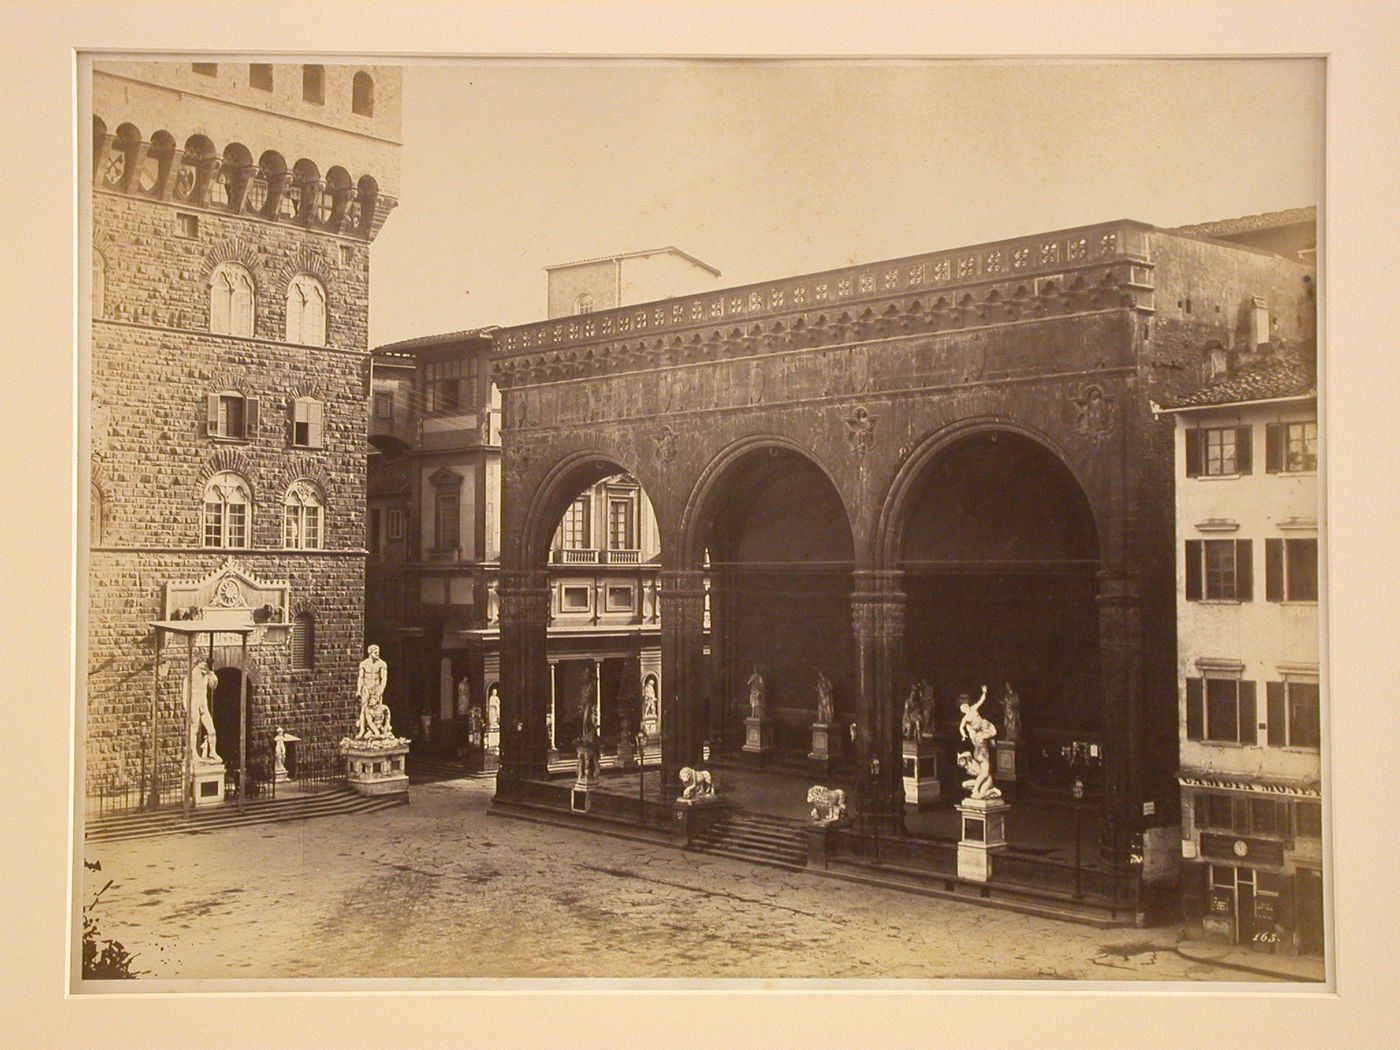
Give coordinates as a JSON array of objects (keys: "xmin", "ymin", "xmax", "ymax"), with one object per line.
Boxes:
[{"xmin": 85, "ymin": 61, "xmax": 400, "ymax": 809}]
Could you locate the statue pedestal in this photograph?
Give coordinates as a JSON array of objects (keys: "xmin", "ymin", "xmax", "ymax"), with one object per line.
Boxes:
[
  {"xmin": 669, "ymin": 794, "xmax": 726, "ymax": 846},
  {"xmin": 484, "ymin": 726, "xmax": 500, "ymax": 754},
  {"xmin": 902, "ymin": 736, "xmax": 942, "ymax": 809},
  {"xmin": 616, "ymin": 734, "xmax": 637, "ymax": 769},
  {"xmin": 993, "ymin": 739, "xmax": 1021, "ymax": 795},
  {"xmin": 955, "ymin": 796, "xmax": 1010, "ymax": 882},
  {"xmin": 190, "ymin": 756, "xmax": 226, "ymax": 807},
  {"xmin": 808, "ymin": 722, "xmax": 836, "ymax": 774},
  {"xmin": 742, "ymin": 716, "xmax": 775, "ymax": 756},
  {"xmin": 340, "ymin": 737, "xmax": 410, "ymax": 797}
]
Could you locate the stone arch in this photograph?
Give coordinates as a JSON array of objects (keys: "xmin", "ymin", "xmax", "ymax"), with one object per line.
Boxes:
[
  {"xmin": 277, "ymin": 463, "xmax": 335, "ymax": 522},
  {"xmin": 201, "ymin": 239, "xmax": 265, "ymax": 295},
  {"xmin": 198, "ymin": 447, "xmax": 258, "ymax": 491},
  {"xmin": 519, "ymin": 447, "xmax": 662, "ymax": 571},
  {"xmin": 679, "ymin": 433, "xmax": 853, "ymax": 571},
  {"xmin": 875, "ymin": 415, "xmax": 1103, "ymax": 571}
]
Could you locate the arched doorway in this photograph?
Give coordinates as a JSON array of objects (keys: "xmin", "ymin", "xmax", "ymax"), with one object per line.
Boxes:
[
  {"xmin": 687, "ymin": 443, "xmax": 856, "ymax": 764},
  {"xmin": 210, "ymin": 667, "xmax": 253, "ymax": 785},
  {"xmin": 894, "ymin": 428, "xmax": 1101, "ymax": 796}
]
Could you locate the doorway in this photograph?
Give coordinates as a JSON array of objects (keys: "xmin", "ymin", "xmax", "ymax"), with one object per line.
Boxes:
[{"xmin": 210, "ymin": 667, "xmax": 253, "ymax": 782}]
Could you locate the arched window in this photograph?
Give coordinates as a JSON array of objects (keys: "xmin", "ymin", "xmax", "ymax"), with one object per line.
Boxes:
[
  {"xmin": 283, "ymin": 480, "xmax": 324, "ymax": 550},
  {"xmin": 290, "ymin": 612, "xmax": 315, "ymax": 670},
  {"xmin": 352, "ymin": 72, "xmax": 374, "ymax": 116},
  {"xmin": 90, "ymin": 483, "xmax": 104, "ymax": 546},
  {"xmin": 285, "ymin": 275, "xmax": 327, "ymax": 346},
  {"xmin": 202, "ymin": 471, "xmax": 251, "ymax": 548},
  {"xmin": 303, "ymin": 65, "xmax": 325, "ymax": 105},
  {"xmin": 210, "ymin": 263, "xmax": 255, "ymax": 337},
  {"xmin": 93, "ymin": 251, "xmax": 106, "ymax": 319},
  {"xmin": 575, "ymin": 293, "xmax": 594, "ymax": 315}
]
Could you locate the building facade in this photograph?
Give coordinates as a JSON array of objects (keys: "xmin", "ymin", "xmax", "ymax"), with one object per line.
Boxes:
[
  {"xmin": 86, "ymin": 61, "xmax": 401, "ymax": 809},
  {"xmin": 365, "ymin": 334, "xmax": 662, "ymax": 768},
  {"xmin": 1157, "ymin": 334, "xmax": 1322, "ymax": 955},
  {"xmin": 546, "ymin": 247, "xmax": 721, "ymax": 319},
  {"xmin": 490, "ymin": 212, "xmax": 1316, "ymax": 913}
]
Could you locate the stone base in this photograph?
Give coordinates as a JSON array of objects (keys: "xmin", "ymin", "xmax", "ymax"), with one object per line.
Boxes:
[
  {"xmin": 955, "ymin": 796, "xmax": 1010, "ymax": 882},
  {"xmin": 341, "ymin": 737, "xmax": 410, "ymax": 797},
  {"xmin": 669, "ymin": 794, "xmax": 726, "ymax": 845},
  {"xmin": 993, "ymin": 739, "xmax": 1021, "ymax": 795},
  {"xmin": 616, "ymin": 736, "xmax": 637, "ymax": 769},
  {"xmin": 901, "ymin": 739, "xmax": 942, "ymax": 809},
  {"xmin": 190, "ymin": 756, "xmax": 226, "ymax": 807},
  {"xmin": 742, "ymin": 716, "xmax": 775, "ymax": 755}
]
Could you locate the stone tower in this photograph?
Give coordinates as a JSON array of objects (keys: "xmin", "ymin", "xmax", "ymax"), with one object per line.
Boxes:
[{"xmin": 86, "ymin": 61, "xmax": 401, "ymax": 808}]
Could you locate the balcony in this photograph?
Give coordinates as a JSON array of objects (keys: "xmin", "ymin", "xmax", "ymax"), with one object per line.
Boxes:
[
  {"xmin": 603, "ymin": 548, "xmax": 641, "ymax": 564},
  {"xmin": 553, "ymin": 548, "xmax": 600, "ymax": 565},
  {"xmin": 369, "ymin": 408, "xmax": 417, "ymax": 452}
]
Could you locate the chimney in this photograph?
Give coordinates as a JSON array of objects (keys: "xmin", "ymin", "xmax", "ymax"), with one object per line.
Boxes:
[
  {"xmin": 1205, "ymin": 339, "xmax": 1230, "ymax": 380},
  {"xmin": 1249, "ymin": 296, "xmax": 1271, "ymax": 350}
]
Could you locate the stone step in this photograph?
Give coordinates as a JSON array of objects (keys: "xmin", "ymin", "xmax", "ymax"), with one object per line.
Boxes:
[
  {"xmin": 692, "ymin": 842, "xmax": 808, "ymax": 868},
  {"xmin": 86, "ymin": 788, "xmax": 363, "ymax": 832},
  {"xmin": 85, "ymin": 791, "xmax": 405, "ymax": 844},
  {"xmin": 694, "ymin": 826, "xmax": 805, "ymax": 852}
]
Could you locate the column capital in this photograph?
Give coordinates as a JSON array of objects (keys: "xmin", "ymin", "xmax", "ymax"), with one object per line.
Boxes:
[{"xmin": 850, "ymin": 590, "xmax": 907, "ymax": 640}]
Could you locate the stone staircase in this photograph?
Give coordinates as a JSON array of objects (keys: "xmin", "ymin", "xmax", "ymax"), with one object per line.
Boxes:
[
  {"xmin": 689, "ymin": 811, "xmax": 808, "ymax": 868},
  {"xmin": 84, "ymin": 788, "xmax": 406, "ymax": 845}
]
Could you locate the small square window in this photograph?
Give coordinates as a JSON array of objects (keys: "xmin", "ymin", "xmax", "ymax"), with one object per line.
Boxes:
[
  {"xmin": 561, "ymin": 585, "xmax": 591, "ymax": 612},
  {"xmin": 178, "ymin": 213, "xmax": 199, "ymax": 239},
  {"xmin": 192, "ymin": 63, "xmax": 218, "ymax": 77},
  {"xmin": 605, "ymin": 585, "xmax": 635, "ymax": 612},
  {"xmin": 249, "ymin": 64, "xmax": 273, "ymax": 91}
]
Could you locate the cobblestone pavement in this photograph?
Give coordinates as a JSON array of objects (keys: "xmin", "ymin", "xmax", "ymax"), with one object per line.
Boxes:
[{"xmin": 81, "ymin": 779, "xmax": 1274, "ymax": 983}]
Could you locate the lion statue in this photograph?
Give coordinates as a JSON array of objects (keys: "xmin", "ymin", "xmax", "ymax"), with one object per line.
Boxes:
[
  {"xmin": 678, "ymin": 766, "xmax": 715, "ymax": 801},
  {"xmin": 807, "ymin": 784, "xmax": 847, "ymax": 823}
]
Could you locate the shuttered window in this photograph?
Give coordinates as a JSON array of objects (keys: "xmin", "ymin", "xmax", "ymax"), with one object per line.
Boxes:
[
  {"xmin": 291, "ymin": 398, "xmax": 324, "ymax": 448},
  {"xmin": 1186, "ymin": 677, "xmax": 1256, "ymax": 744},
  {"xmin": 1186, "ymin": 539, "xmax": 1251, "ymax": 601},
  {"xmin": 1186, "ymin": 426, "xmax": 1251, "ymax": 477},
  {"xmin": 1265, "ymin": 538, "xmax": 1318, "ymax": 602},
  {"xmin": 1266, "ymin": 420, "xmax": 1318, "ymax": 473},
  {"xmin": 291, "ymin": 613, "xmax": 314, "ymax": 670},
  {"xmin": 1268, "ymin": 680, "xmax": 1320, "ymax": 749},
  {"xmin": 206, "ymin": 392, "xmax": 258, "ymax": 440}
]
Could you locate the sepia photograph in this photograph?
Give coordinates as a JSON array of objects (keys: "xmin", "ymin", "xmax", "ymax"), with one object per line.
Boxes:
[{"xmin": 74, "ymin": 51, "xmax": 1331, "ymax": 990}]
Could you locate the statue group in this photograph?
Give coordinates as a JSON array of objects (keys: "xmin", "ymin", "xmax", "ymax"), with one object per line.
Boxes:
[
  {"xmin": 956, "ymin": 685, "xmax": 1002, "ymax": 800},
  {"xmin": 354, "ymin": 644, "xmax": 396, "ymax": 740},
  {"xmin": 901, "ymin": 680, "xmax": 937, "ymax": 740}
]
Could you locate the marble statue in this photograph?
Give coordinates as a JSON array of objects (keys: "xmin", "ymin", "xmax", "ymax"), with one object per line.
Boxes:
[
  {"xmin": 815, "ymin": 670, "xmax": 834, "ymax": 724},
  {"xmin": 678, "ymin": 766, "xmax": 715, "ymax": 801},
  {"xmin": 807, "ymin": 785, "xmax": 847, "ymax": 823},
  {"xmin": 456, "ymin": 675, "xmax": 471, "ymax": 717},
  {"xmin": 918, "ymin": 680, "xmax": 937, "ymax": 732},
  {"xmin": 746, "ymin": 666, "xmax": 766, "ymax": 719},
  {"xmin": 641, "ymin": 677, "xmax": 659, "ymax": 728},
  {"xmin": 957, "ymin": 685, "xmax": 1001, "ymax": 799},
  {"xmin": 467, "ymin": 705, "xmax": 484, "ymax": 747},
  {"xmin": 1001, "ymin": 683, "xmax": 1021, "ymax": 742},
  {"xmin": 902, "ymin": 683, "xmax": 923, "ymax": 740},
  {"xmin": 274, "ymin": 726, "xmax": 288, "ymax": 776},
  {"xmin": 578, "ymin": 665, "xmax": 596, "ymax": 726},
  {"xmin": 354, "ymin": 644, "xmax": 394, "ymax": 740},
  {"xmin": 575, "ymin": 723, "xmax": 601, "ymax": 785},
  {"xmin": 487, "ymin": 683, "xmax": 501, "ymax": 730},
  {"xmin": 957, "ymin": 750, "xmax": 1002, "ymax": 800},
  {"xmin": 187, "ymin": 659, "xmax": 221, "ymax": 761}
]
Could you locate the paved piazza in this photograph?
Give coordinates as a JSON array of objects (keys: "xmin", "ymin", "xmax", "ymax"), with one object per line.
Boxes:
[{"xmin": 83, "ymin": 778, "xmax": 1270, "ymax": 983}]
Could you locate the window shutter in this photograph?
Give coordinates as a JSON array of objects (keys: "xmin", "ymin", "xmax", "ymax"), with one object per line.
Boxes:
[
  {"xmin": 286, "ymin": 290, "xmax": 302, "ymax": 344},
  {"xmin": 1235, "ymin": 426, "xmax": 1252, "ymax": 474},
  {"xmin": 308, "ymin": 399, "xmax": 323, "ymax": 447},
  {"xmin": 244, "ymin": 396, "xmax": 259, "ymax": 440},
  {"xmin": 308, "ymin": 285, "xmax": 326, "ymax": 346},
  {"xmin": 1265, "ymin": 423, "xmax": 1283, "ymax": 473},
  {"xmin": 1267, "ymin": 682, "xmax": 1286, "ymax": 747},
  {"xmin": 1238, "ymin": 680, "xmax": 1257, "ymax": 746},
  {"xmin": 1235, "ymin": 539, "xmax": 1253, "ymax": 602},
  {"xmin": 1265, "ymin": 539, "xmax": 1284, "ymax": 602},
  {"xmin": 1186, "ymin": 678, "xmax": 1204, "ymax": 740},
  {"xmin": 1185, "ymin": 540, "xmax": 1203, "ymax": 601},
  {"xmin": 1185, "ymin": 428, "xmax": 1202, "ymax": 477},
  {"xmin": 211, "ymin": 277, "xmax": 230, "ymax": 334},
  {"xmin": 206, "ymin": 393, "xmax": 220, "ymax": 435}
]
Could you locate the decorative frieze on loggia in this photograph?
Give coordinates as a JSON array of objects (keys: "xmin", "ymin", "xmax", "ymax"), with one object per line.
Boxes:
[{"xmin": 495, "ymin": 222, "xmax": 1154, "ymax": 390}]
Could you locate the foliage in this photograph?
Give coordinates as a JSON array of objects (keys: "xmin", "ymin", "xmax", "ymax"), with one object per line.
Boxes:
[{"xmin": 81, "ymin": 859, "xmax": 143, "ymax": 980}]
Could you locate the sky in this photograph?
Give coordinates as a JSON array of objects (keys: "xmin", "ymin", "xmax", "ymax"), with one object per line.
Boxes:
[{"xmin": 368, "ymin": 58, "xmax": 1322, "ymax": 347}]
